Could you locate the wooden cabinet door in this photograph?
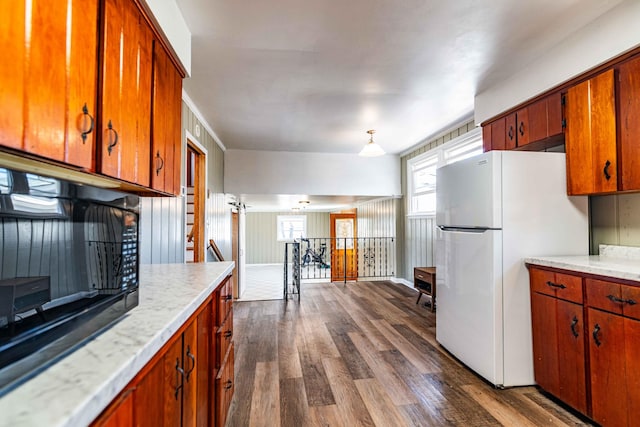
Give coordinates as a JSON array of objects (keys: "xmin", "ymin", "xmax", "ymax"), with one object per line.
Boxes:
[
  {"xmin": 162, "ymin": 336, "xmax": 184, "ymax": 427},
  {"xmin": 565, "ymin": 69, "xmax": 617, "ymax": 195},
  {"xmin": 100, "ymin": 0, "xmax": 153, "ymax": 187},
  {"xmin": 182, "ymin": 320, "xmax": 198, "ymax": 426},
  {"xmin": 618, "ymin": 56, "xmax": 640, "ymax": 191},
  {"xmin": 624, "ymin": 317, "xmax": 640, "ymax": 424},
  {"xmin": 514, "ymin": 108, "xmax": 529, "ymax": 147},
  {"xmin": 505, "ymin": 113, "xmax": 517, "ymax": 150},
  {"xmin": 93, "ymin": 388, "xmax": 134, "ymax": 427},
  {"xmin": 152, "ymin": 43, "xmax": 183, "ymax": 195},
  {"xmin": 134, "ymin": 357, "xmax": 164, "ymax": 427},
  {"xmin": 0, "ymin": 1, "xmax": 25, "ymax": 149},
  {"xmin": 588, "ymin": 308, "xmax": 627, "ymax": 426},
  {"xmin": 196, "ymin": 303, "xmax": 212, "ymax": 427},
  {"xmin": 1, "ymin": 0, "xmax": 98, "ymax": 169},
  {"xmin": 556, "ymin": 299, "xmax": 587, "ymax": 414},
  {"xmin": 530, "ymin": 292, "xmax": 560, "ymax": 396}
]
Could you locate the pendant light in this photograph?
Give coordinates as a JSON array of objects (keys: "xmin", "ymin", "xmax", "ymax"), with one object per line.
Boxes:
[{"xmin": 359, "ymin": 130, "xmax": 385, "ymax": 157}]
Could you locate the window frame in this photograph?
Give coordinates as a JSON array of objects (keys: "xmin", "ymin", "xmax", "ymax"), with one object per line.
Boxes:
[
  {"xmin": 276, "ymin": 214, "xmax": 307, "ymax": 242},
  {"xmin": 407, "ymin": 127, "xmax": 482, "ymax": 217}
]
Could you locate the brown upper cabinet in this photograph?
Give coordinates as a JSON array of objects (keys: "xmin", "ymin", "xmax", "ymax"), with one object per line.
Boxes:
[
  {"xmin": 99, "ymin": 0, "xmax": 154, "ymax": 188},
  {"xmin": 565, "ymin": 70, "xmax": 617, "ymax": 195},
  {"xmin": 0, "ymin": 0, "xmax": 184, "ymax": 195},
  {"xmin": 618, "ymin": 55, "xmax": 640, "ymax": 192},
  {"xmin": 483, "ymin": 92, "xmax": 563, "ymax": 152},
  {"xmin": 0, "ymin": 0, "xmax": 99, "ymax": 170},
  {"xmin": 151, "ymin": 42, "xmax": 183, "ymax": 196}
]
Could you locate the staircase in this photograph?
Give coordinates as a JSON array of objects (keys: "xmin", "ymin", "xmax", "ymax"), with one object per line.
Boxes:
[{"xmin": 185, "ymin": 186, "xmax": 195, "ymax": 262}]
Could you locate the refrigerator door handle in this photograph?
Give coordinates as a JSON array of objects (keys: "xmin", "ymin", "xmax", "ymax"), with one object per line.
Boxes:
[{"xmin": 438, "ymin": 226, "xmax": 495, "ymax": 233}]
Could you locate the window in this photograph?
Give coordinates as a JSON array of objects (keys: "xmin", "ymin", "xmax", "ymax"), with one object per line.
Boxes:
[
  {"xmin": 407, "ymin": 128, "xmax": 482, "ymax": 216},
  {"xmin": 277, "ymin": 215, "xmax": 307, "ymax": 241}
]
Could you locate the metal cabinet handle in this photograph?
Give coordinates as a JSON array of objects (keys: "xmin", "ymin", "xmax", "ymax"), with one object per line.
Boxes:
[
  {"xmin": 593, "ymin": 324, "xmax": 602, "ymax": 347},
  {"xmin": 519, "ymin": 121, "xmax": 525, "ymax": 136},
  {"xmin": 224, "ymin": 380, "xmax": 233, "ymax": 390},
  {"xmin": 606, "ymin": 294, "xmax": 637, "ymax": 305},
  {"xmin": 224, "ymin": 330, "xmax": 232, "ymax": 338},
  {"xmin": 604, "ymin": 160, "xmax": 612, "ymax": 180},
  {"xmin": 546, "ymin": 281, "xmax": 566, "ymax": 289},
  {"xmin": 570, "ymin": 316, "xmax": 579, "ymax": 338},
  {"xmin": 106, "ymin": 120, "xmax": 119, "ymax": 155},
  {"xmin": 155, "ymin": 150, "xmax": 165, "ymax": 176},
  {"xmin": 508, "ymin": 125, "xmax": 514, "ymax": 140},
  {"xmin": 185, "ymin": 345, "xmax": 196, "ymax": 381},
  {"xmin": 174, "ymin": 358, "xmax": 184, "ymax": 400},
  {"xmin": 80, "ymin": 103, "xmax": 94, "ymax": 143},
  {"xmin": 225, "ymin": 294, "xmax": 233, "ymax": 301}
]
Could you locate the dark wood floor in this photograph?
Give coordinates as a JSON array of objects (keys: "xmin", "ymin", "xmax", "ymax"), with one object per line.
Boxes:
[{"xmin": 227, "ymin": 280, "xmax": 594, "ymax": 427}]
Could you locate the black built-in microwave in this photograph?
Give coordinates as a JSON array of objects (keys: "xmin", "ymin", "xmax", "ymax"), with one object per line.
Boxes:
[{"xmin": 0, "ymin": 167, "xmax": 139, "ymax": 394}]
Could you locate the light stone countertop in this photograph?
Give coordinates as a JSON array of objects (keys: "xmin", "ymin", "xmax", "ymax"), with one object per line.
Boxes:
[
  {"xmin": 0, "ymin": 262, "xmax": 234, "ymax": 427},
  {"xmin": 525, "ymin": 245, "xmax": 640, "ymax": 282}
]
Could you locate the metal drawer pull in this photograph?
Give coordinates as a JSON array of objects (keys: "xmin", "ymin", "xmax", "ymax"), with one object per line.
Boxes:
[
  {"xmin": 592, "ymin": 324, "xmax": 602, "ymax": 347},
  {"xmin": 224, "ymin": 380, "xmax": 233, "ymax": 390},
  {"xmin": 546, "ymin": 281, "xmax": 566, "ymax": 289},
  {"xmin": 606, "ymin": 294, "xmax": 637, "ymax": 305},
  {"xmin": 224, "ymin": 330, "xmax": 232, "ymax": 338},
  {"xmin": 604, "ymin": 160, "xmax": 612, "ymax": 181},
  {"xmin": 570, "ymin": 316, "xmax": 579, "ymax": 338}
]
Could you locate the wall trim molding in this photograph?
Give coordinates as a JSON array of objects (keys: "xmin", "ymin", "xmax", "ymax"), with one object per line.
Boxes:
[
  {"xmin": 390, "ymin": 277, "xmax": 414, "ymax": 289},
  {"xmin": 182, "ymin": 89, "xmax": 227, "ymax": 152}
]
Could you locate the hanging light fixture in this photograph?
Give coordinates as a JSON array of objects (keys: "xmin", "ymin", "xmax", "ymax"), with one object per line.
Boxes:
[{"xmin": 359, "ymin": 129, "xmax": 385, "ymax": 157}]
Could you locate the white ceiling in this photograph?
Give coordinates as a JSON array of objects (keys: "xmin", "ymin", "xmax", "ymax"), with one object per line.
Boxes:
[{"xmin": 174, "ymin": 0, "xmax": 624, "ymax": 210}]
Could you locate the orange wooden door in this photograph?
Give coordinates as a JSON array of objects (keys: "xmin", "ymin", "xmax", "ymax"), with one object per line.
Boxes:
[
  {"xmin": 151, "ymin": 42, "xmax": 183, "ymax": 195},
  {"xmin": 618, "ymin": 55, "xmax": 640, "ymax": 191},
  {"xmin": 330, "ymin": 212, "xmax": 357, "ymax": 282},
  {"xmin": 565, "ymin": 69, "xmax": 617, "ymax": 195},
  {"xmin": 1, "ymin": 0, "xmax": 97, "ymax": 169},
  {"xmin": 100, "ymin": 0, "xmax": 153, "ymax": 186}
]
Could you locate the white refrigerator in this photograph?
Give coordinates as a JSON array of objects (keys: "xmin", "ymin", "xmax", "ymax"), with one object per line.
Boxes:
[{"xmin": 434, "ymin": 151, "xmax": 588, "ymax": 387}]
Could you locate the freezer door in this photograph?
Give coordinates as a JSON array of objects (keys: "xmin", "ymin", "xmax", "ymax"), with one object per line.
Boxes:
[
  {"xmin": 436, "ymin": 151, "xmax": 502, "ymax": 229},
  {"xmin": 435, "ymin": 227, "xmax": 503, "ymax": 386}
]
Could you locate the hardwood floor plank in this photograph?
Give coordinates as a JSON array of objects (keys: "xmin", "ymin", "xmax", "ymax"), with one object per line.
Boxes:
[
  {"xmin": 325, "ymin": 323, "xmax": 374, "ymax": 380},
  {"xmin": 280, "ymin": 377, "xmax": 311, "ymax": 427},
  {"xmin": 278, "ymin": 319, "xmax": 303, "ymax": 379},
  {"xmin": 348, "ymin": 331, "xmax": 417, "ymax": 406},
  {"xmin": 322, "ymin": 357, "xmax": 375, "ymax": 427},
  {"xmin": 354, "ymin": 378, "xmax": 410, "ymax": 427},
  {"xmin": 462, "ymin": 384, "xmax": 540, "ymax": 427},
  {"xmin": 327, "ymin": 286, "xmax": 394, "ymax": 351},
  {"xmin": 249, "ymin": 361, "xmax": 281, "ymax": 427},
  {"xmin": 308, "ymin": 404, "xmax": 343, "ymax": 427},
  {"xmin": 370, "ymin": 318, "xmax": 440, "ymax": 374}
]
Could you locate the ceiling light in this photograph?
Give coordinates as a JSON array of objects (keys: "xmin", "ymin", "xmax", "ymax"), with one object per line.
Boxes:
[{"xmin": 359, "ymin": 130, "xmax": 385, "ymax": 157}]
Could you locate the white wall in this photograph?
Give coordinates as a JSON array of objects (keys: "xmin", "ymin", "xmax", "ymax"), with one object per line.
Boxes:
[
  {"xmin": 144, "ymin": 0, "xmax": 192, "ymax": 75},
  {"xmin": 225, "ymin": 150, "xmax": 401, "ymax": 196},
  {"xmin": 475, "ymin": 0, "xmax": 640, "ymax": 123}
]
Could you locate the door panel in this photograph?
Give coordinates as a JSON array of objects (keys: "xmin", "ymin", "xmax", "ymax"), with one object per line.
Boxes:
[
  {"xmin": 330, "ymin": 213, "xmax": 357, "ymax": 282},
  {"xmin": 435, "ymin": 228, "xmax": 502, "ymax": 385}
]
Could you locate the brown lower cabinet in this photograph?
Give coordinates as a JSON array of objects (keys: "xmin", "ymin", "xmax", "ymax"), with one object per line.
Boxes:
[
  {"xmin": 528, "ymin": 265, "xmax": 640, "ymax": 427},
  {"xmin": 92, "ymin": 275, "xmax": 233, "ymax": 427}
]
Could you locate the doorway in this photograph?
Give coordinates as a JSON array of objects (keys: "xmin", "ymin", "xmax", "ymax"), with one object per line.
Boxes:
[
  {"xmin": 330, "ymin": 212, "xmax": 358, "ymax": 282},
  {"xmin": 185, "ymin": 142, "xmax": 206, "ymax": 262}
]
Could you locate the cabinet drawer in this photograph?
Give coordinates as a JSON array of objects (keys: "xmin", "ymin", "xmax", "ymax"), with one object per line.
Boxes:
[
  {"xmin": 215, "ymin": 308, "xmax": 233, "ymax": 371},
  {"xmin": 217, "ymin": 278, "xmax": 233, "ymax": 326},
  {"xmin": 587, "ymin": 278, "xmax": 640, "ymax": 319},
  {"xmin": 530, "ymin": 268, "xmax": 582, "ymax": 303}
]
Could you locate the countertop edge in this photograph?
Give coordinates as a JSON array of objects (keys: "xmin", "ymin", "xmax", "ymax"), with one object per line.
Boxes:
[
  {"xmin": 0, "ymin": 262, "xmax": 234, "ymax": 427},
  {"xmin": 525, "ymin": 256, "xmax": 640, "ymax": 282}
]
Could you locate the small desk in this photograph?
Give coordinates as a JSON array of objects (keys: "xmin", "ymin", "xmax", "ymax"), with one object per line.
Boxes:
[{"xmin": 414, "ymin": 267, "xmax": 436, "ymax": 312}]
